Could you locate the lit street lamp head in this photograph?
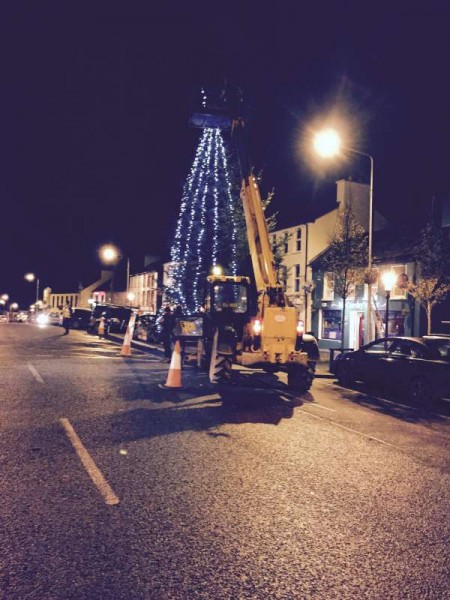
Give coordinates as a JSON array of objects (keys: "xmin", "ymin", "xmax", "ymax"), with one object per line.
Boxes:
[
  {"xmin": 24, "ymin": 273, "xmax": 36, "ymax": 282},
  {"xmin": 313, "ymin": 128, "xmax": 341, "ymax": 158},
  {"xmin": 382, "ymin": 271, "xmax": 397, "ymax": 293},
  {"xmin": 101, "ymin": 245, "xmax": 119, "ymax": 263}
]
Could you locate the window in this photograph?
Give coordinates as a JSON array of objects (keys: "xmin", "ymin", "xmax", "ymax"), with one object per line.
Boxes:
[
  {"xmin": 294, "ymin": 264, "xmax": 301, "ymax": 293},
  {"xmin": 323, "ymin": 273, "xmax": 335, "ymax": 301},
  {"xmin": 278, "ymin": 265, "xmax": 288, "ymax": 290},
  {"xmin": 321, "ymin": 309, "xmax": 342, "ymax": 340},
  {"xmin": 272, "ymin": 235, "xmax": 277, "ymax": 254},
  {"xmin": 390, "ymin": 340, "xmax": 425, "ymax": 358},
  {"xmin": 373, "ymin": 265, "xmax": 407, "ymax": 299},
  {"xmin": 365, "ymin": 340, "xmax": 391, "ymax": 354},
  {"xmin": 296, "ymin": 228, "xmax": 302, "ymax": 252},
  {"xmin": 390, "ymin": 265, "xmax": 408, "ymax": 299},
  {"xmin": 284, "ymin": 237, "xmax": 289, "ymax": 254}
]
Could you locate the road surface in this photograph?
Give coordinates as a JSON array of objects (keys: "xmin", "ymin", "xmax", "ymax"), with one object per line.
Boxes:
[{"xmin": 1, "ymin": 323, "xmax": 449, "ymax": 599}]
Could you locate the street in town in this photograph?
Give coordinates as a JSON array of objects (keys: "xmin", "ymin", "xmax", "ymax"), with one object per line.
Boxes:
[{"xmin": 1, "ymin": 322, "xmax": 449, "ymax": 599}]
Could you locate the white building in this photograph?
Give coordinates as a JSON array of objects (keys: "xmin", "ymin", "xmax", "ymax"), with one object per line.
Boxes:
[
  {"xmin": 128, "ymin": 269, "xmax": 160, "ymax": 314},
  {"xmin": 272, "ymin": 178, "xmax": 387, "ymax": 331},
  {"xmin": 43, "ymin": 270, "xmax": 114, "ymax": 310}
]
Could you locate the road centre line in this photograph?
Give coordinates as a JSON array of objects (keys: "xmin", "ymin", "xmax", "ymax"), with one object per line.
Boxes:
[
  {"xmin": 27, "ymin": 363, "xmax": 44, "ymax": 383},
  {"xmin": 298, "ymin": 408, "xmax": 399, "ymax": 449},
  {"xmin": 59, "ymin": 418, "xmax": 120, "ymax": 506}
]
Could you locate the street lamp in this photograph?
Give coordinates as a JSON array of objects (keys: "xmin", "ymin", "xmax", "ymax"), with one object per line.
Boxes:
[
  {"xmin": 24, "ymin": 273, "xmax": 40, "ymax": 303},
  {"xmin": 127, "ymin": 292, "xmax": 135, "ymax": 307},
  {"xmin": 381, "ymin": 271, "xmax": 396, "ymax": 344},
  {"xmin": 100, "ymin": 245, "xmax": 131, "ymax": 294},
  {"xmin": 1, "ymin": 294, "xmax": 9, "ymax": 302},
  {"xmin": 313, "ymin": 128, "xmax": 374, "ymax": 345}
]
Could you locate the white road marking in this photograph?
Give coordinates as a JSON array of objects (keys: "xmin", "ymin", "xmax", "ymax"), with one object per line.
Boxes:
[
  {"xmin": 298, "ymin": 409, "xmax": 399, "ymax": 448},
  {"xmin": 304, "ymin": 402, "xmax": 336, "ymax": 412},
  {"xmin": 182, "ymin": 394, "xmax": 222, "ymax": 404},
  {"xmin": 27, "ymin": 363, "xmax": 44, "ymax": 383},
  {"xmin": 59, "ymin": 418, "xmax": 120, "ymax": 506}
]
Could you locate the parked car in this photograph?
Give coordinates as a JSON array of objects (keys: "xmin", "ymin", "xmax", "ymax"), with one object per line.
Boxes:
[
  {"xmin": 133, "ymin": 313, "xmax": 162, "ymax": 343},
  {"xmin": 0, "ymin": 314, "xmax": 8, "ymax": 323},
  {"xmin": 333, "ymin": 336, "xmax": 450, "ymax": 404},
  {"xmin": 88, "ymin": 304, "xmax": 132, "ymax": 334},
  {"xmin": 47, "ymin": 311, "xmax": 62, "ymax": 326},
  {"xmin": 71, "ymin": 308, "xmax": 92, "ymax": 330},
  {"xmin": 16, "ymin": 311, "xmax": 29, "ymax": 322}
]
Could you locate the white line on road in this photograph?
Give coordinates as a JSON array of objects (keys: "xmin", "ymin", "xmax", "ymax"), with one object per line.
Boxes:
[
  {"xmin": 302, "ymin": 401, "xmax": 336, "ymax": 412},
  {"xmin": 59, "ymin": 418, "xmax": 120, "ymax": 506},
  {"xmin": 298, "ymin": 408, "xmax": 399, "ymax": 449},
  {"xmin": 27, "ymin": 363, "xmax": 44, "ymax": 383}
]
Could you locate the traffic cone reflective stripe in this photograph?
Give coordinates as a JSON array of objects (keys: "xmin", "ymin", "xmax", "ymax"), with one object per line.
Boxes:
[
  {"xmin": 98, "ymin": 317, "xmax": 105, "ymax": 337},
  {"xmin": 162, "ymin": 340, "xmax": 182, "ymax": 388}
]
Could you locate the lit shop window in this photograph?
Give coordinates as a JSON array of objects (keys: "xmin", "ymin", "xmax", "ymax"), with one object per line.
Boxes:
[{"xmin": 321, "ymin": 309, "xmax": 342, "ymax": 341}]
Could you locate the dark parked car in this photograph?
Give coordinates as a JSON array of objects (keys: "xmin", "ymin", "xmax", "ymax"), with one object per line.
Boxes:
[
  {"xmin": 71, "ymin": 308, "xmax": 92, "ymax": 330},
  {"xmin": 88, "ymin": 304, "xmax": 132, "ymax": 334},
  {"xmin": 333, "ymin": 336, "xmax": 450, "ymax": 404},
  {"xmin": 133, "ymin": 313, "xmax": 162, "ymax": 343}
]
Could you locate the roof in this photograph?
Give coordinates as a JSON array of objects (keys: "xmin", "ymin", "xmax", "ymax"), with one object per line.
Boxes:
[{"xmin": 309, "ymin": 226, "xmax": 418, "ymax": 269}]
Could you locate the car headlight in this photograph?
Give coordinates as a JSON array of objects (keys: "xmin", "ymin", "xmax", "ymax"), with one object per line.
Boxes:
[{"xmin": 37, "ymin": 314, "xmax": 49, "ymax": 326}]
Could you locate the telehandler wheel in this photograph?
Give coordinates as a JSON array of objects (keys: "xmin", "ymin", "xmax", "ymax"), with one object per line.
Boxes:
[
  {"xmin": 287, "ymin": 364, "xmax": 314, "ymax": 394},
  {"xmin": 208, "ymin": 329, "xmax": 234, "ymax": 384},
  {"xmin": 211, "ymin": 354, "xmax": 233, "ymax": 384}
]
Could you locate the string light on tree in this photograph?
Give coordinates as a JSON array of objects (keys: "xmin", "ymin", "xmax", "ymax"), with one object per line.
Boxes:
[{"xmin": 168, "ymin": 127, "xmax": 239, "ymax": 314}]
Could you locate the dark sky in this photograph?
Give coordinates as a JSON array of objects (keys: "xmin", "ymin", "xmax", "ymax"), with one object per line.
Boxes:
[{"xmin": 2, "ymin": 2, "xmax": 450, "ymax": 306}]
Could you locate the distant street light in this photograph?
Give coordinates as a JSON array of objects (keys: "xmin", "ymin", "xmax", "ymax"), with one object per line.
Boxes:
[
  {"xmin": 127, "ymin": 292, "xmax": 135, "ymax": 307},
  {"xmin": 211, "ymin": 265, "xmax": 223, "ymax": 276},
  {"xmin": 100, "ymin": 244, "xmax": 131, "ymax": 293},
  {"xmin": 313, "ymin": 127, "xmax": 374, "ymax": 345},
  {"xmin": 1, "ymin": 294, "xmax": 9, "ymax": 302},
  {"xmin": 24, "ymin": 273, "xmax": 40, "ymax": 303},
  {"xmin": 382, "ymin": 271, "xmax": 396, "ymax": 345},
  {"xmin": 10, "ymin": 303, "xmax": 19, "ymax": 311}
]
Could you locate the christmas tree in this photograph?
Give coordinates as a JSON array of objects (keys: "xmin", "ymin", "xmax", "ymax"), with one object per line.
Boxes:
[{"xmin": 168, "ymin": 127, "xmax": 238, "ymax": 314}]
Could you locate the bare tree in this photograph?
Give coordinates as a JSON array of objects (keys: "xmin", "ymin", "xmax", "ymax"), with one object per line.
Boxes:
[
  {"xmin": 408, "ymin": 223, "xmax": 450, "ymax": 334},
  {"xmin": 321, "ymin": 203, "xmax": 368, "ymax": 349}
]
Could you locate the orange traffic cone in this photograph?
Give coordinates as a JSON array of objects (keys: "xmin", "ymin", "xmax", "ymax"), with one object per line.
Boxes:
[
  {"xmin": 120, "ymin": 328, "xmax": 132, "ymax": 357},
  {"xmin": 159, "ymin": 340, "xmax": 182, "ymax": 389},
  {"xmin": 98, "ymin": 317, "xmax": 105, "ymax": 337}
]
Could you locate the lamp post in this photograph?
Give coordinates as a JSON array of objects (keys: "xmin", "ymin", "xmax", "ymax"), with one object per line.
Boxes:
[
  {"xmin": 24, "ymin": 273, "xmax": 39, "ymax": 303},
  {"xmin": 313, "ymin": 128, "xmax": 374, "ymax": 344},
  {"xmin": 381, "ymin": 271, "xmax": 396, "ymax": 346},
  {"xmin": 100, "ymin": 245, "xmax": 130, "ymax": 295}
]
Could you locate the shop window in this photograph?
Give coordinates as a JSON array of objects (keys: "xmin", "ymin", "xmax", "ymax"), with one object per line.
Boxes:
[
  {"xmin": 387, "ymin": 311, "xmax": 405, "ymax": 336},
  {"xmin": 321, "ymin": 309, "xmax": 342, "ymax": 341}
]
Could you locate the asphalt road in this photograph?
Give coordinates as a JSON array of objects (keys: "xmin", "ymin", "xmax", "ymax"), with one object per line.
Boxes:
[{"xmin": 1, "ymin": 323, "xmax": 449, "ymax": 600}]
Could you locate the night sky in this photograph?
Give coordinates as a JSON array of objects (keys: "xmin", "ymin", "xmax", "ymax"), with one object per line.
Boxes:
[{"xmin": 2, "ymin": 3, "xmax": 450, "ymax": 307}]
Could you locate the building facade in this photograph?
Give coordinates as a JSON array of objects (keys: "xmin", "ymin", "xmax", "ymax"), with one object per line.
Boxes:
[
  {"xmin": 128, "ymin": 269, "xmax": 160, "ymax": 314},
  {"xmin": 273, "ymin": 178, "xmax": 387, "ymax": 333}
]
